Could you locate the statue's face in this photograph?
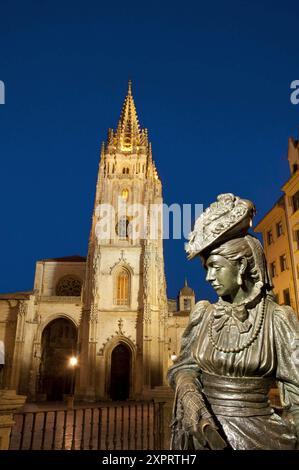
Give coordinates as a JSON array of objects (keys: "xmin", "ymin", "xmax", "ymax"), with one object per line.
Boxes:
[{"xmin": 205, "ymin": 254, "xmax": 240, "ymax": 299}]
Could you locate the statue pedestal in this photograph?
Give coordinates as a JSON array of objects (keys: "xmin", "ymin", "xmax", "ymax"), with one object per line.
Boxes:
[{"xmin": 0, "ymin": 389, "xmax": 27, "ymax": 450}]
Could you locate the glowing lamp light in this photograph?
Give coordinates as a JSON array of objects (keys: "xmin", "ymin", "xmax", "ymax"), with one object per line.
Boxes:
[
  {"xmin": 170, "ymin": 352, "xmax": 177, "ymax": 362},
  {"xmin": 69, "ymin": 356, "xmax": 78, "ymax": 367}
]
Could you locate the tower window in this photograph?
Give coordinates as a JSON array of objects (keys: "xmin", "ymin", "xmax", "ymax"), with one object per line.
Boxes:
[
  {"xmin": 183, "ymin": 298, "xmax": 191, "ymax": 310},
  {"xmin": 115, "ymin": 269, "xmax": 130, "ymax": 305},
  {"xmin": 293, "ymin": 163, "xmax": 298, "ymax": 174},
  {"xmin": 121, "ymin": 189, "xmax": 129, "ymax": 201},
  {"xmin": 56, "ymin": 276, "xmax": 82, "ymax": 296},
  {"xmin": 116, "ymin": 216, "xmax": 130, "ymax": 239},
  {"xmin": 280, "ymin": 254, "xmax": 287, "ymax": 272},
  {"xmin": 267, "ymin": 230, "xmax": 273, "ymax": 245}
]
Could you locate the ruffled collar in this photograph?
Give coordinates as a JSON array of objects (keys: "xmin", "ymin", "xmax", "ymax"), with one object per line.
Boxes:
[
  {"xmin": 213, "ymin": 300, "xmax": 252, "ymax": 334},
  {"xmin": 213, "ymin": 289, "xmax": 264, "ymax": 334}
]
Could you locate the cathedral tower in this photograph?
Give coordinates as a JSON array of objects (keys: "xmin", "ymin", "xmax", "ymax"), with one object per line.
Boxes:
[{"xmin": 77, "ymin": 82, "xmax": 168, "ymax": 400}]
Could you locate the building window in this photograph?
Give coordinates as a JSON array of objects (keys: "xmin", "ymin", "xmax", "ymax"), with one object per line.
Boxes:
[
  {"xmin": 293, "ymin": 163, "xmax": 298, "ymax": 174},
  {"xmin": 270, "ymin": 261, "xmax": 276, "ymax": 278},
  {"xmin": 115, "ymin": 269, "xmax": 130, "ymax": 305},
  {"xmin": 56, "ymin": 276, "xmax": 82, "ymax": 296},
  {"xmin": 276, "ymin": 221, "xmax": 283, "ymax": 237},
  {"xmin": 121, "ymin": 189, "xmax": 129, "ymax": 201},
  {"xmin": 283, "ymin": 288, "xmax": 291, "ymax": 306},
  {"xmin": 183, "ymin": 298, "xmax": 191, "ymax": 310},
  {"xmin": 280, "ymin": 254, "xmax": 287, "ymax": 272},
  {"xmin": 116, "ymin": 216, "xmax": 130, "ymax": 239},
  {"xmin": 273, "ymin": 293, "xmax": 279, "ymax": 304},
  {"xmin": 295, "ymin": 229, "xmax": 299, "ymax": 251},
  {"xmin": 292, "ymin": 190, "xmax": 299, "ymax": 213},
  {"xmin": 267, "ymin": 230, "xmax": 273, "ymax": 245}
]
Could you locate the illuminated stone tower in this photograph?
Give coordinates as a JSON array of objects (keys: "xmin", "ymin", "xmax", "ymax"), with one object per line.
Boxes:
[{"xmin": 77, "ymin": 81, "xmax": 168, "ymax": 400}]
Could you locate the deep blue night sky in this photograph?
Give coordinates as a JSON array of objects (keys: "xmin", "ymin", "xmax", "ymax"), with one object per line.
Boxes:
[{"xmin": 0, "ymin": 0, "xmax": 299, "ymax": 301}]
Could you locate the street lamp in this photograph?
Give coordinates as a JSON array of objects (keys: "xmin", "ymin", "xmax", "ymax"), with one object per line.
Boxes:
[{"xmin": 69, "ymin": 356, "xmax": 78, "ymax": 368}]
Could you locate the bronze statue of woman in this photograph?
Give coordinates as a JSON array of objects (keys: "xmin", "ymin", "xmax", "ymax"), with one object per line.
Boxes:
[{"xmin": 168, "ymin": 193, "xmax": 299, "ymax": 450}]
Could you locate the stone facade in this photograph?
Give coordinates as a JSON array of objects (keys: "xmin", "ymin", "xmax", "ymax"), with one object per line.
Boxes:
[{"xmin": 0, "ymin": 83, "xmax": 194, "ymax": 401}]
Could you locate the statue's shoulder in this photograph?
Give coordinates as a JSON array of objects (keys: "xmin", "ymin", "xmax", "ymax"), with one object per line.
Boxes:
[
  {"xmin": 267, "ymin": 297, "xmax": 298, "ymax": 326},
  {"xmin": 189, "ymin": 300, "xmax": 211, "ymax": 324},
  {"xmin": 181, "ymin": 300, "xmax": 211, "ymax": 343}
]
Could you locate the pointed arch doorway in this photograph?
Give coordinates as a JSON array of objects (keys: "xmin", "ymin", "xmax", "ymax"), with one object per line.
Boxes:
[{"xmin": 110, "ymin": 343, "xmax": 131, "ymax": 400}]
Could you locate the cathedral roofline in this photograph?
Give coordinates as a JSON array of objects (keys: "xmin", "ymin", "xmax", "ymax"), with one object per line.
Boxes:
[
  {"xmin": 37, "ymin": 255, "xmax": 86, "ymax": 263},
  {"xmin": 0, "ymin": 291, "xmax": 33, "ymax": 300}
]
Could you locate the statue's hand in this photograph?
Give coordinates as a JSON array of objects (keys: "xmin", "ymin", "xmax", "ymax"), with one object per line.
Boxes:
[
  {"xmin": 180, "ymin": 391, "xmax": 204, "ymax": 431},
  {"xmin": 284, "ymin": 408, "xmax": 299, "ymax": 449},
  {"xmin": 197, "ymin": 418, "xmax": 227, "ymax": 450},
  {"xmin": 180, "ymin": 391, "xmax": 227, "ymax": 450}
]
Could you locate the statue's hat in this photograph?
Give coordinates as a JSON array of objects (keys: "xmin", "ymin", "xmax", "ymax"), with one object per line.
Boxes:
[{"xmin": 186, "ymin": 193, "xmax": 256, "ymax": 259}]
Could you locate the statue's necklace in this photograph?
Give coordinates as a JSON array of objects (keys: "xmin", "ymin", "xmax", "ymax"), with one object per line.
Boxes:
[{"xmin": 208, "ymin": 298, "xmax": 265, "ymax": 353}]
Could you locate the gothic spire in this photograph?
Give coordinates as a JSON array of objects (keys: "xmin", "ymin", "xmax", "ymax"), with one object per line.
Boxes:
[{"xmin": 115, "ymin": 80, "xmax": 141, "ymax": 151}]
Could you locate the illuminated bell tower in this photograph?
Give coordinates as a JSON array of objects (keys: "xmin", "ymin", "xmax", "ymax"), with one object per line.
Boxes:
[{"xmin": 77, "ymin": 81, "xmax": 168, "ymax": 400}]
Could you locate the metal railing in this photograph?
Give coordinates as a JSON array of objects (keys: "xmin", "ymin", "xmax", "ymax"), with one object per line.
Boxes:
[{"xmin": 9, "ymin": 401, "xmax": 164, "ymax": 450}]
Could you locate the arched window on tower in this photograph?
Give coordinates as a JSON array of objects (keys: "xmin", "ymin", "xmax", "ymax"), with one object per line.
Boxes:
[
  {"xmin": 116, "ymin": 215, "xmax": 130, "ymax": 239},
  {"xmin": 121, "ymin": 188, "xmax": 129, "ymax": 201},
  {"xmin": 115, "ymin": 268, "xmax": 130, "ymax": 305}
]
